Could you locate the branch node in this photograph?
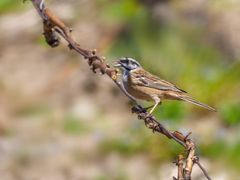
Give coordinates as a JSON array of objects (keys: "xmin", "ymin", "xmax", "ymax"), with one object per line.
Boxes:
[
  {"xmin": 68, "ymin": 44, "xmax": 74, "ymax": 50},
  {"xmin": 184, "ymin": 132, "xmax": 192, "ymax": 141},
  {"xmin": 92, "ymin": 49, "xmax": 97, "ymax": 55},
  {"xmin": 152, "ymin": 124, "xmax": 159, "ymax": 133}
]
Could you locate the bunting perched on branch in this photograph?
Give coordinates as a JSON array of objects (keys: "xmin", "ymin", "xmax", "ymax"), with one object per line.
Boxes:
[{"xmin": 25, "ymin": 1, "xmax": 212, "ymax": 179}]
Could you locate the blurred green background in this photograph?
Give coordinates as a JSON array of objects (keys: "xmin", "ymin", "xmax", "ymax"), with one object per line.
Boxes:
[{"xmin": 0, "ymin": 0, "xmax": 239, "ymax": 179}]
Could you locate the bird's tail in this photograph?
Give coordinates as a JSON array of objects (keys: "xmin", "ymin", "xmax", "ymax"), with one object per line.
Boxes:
[{"xmin": 179, "ymin": 96, "xmax": 216, "ymax": 112}]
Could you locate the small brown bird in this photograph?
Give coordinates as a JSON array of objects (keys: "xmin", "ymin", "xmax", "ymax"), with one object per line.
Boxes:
[{"xmin": 114, "ymin": 57, "xmax": 216, "ymax": 114}]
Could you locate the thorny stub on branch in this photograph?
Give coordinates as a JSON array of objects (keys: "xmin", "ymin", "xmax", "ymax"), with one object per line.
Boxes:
[{"xmin": 25, "ymin": 0, "xmax": 212, "ymax": 179}]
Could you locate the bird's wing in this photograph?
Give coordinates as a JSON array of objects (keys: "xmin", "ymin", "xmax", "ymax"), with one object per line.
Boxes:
[{"xmin": 131, "ymin": 68, "xmax": 187, "ymax": 93}]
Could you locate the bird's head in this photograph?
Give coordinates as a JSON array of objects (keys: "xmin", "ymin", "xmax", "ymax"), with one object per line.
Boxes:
[{"xmin": 114, "ymin": 57, "xmax": 141, "ymax": 71}]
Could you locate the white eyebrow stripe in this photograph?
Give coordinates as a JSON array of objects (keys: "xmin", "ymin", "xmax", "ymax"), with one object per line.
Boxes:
[{"xmin": 126, "ymin": 57, "xmax": 136, "ymax": 61}]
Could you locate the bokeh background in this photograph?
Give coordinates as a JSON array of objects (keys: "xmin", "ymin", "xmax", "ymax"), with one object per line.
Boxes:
[{"xmin": 0, "ymin": 0, "xmax": 240, "ymax": 179}]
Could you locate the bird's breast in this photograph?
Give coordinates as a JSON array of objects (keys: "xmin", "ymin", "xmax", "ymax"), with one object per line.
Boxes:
[{"xmin": 122, "ymin": 73, "xmax": 153, "ymax": 101}]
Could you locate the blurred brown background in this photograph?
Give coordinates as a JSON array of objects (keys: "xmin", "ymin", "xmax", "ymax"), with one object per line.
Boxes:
[{"xmin": 0, "ymin": 0, "xmax": 240, "ymax": 179}]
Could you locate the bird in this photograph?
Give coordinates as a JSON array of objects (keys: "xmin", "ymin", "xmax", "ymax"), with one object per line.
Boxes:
[{"xmin": 114, "ymin": 57, "xmax": 216, "ymax": 114}]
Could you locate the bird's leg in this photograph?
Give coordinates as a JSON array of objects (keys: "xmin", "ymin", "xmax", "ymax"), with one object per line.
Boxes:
[
  {"xmin": 149, "ymin": 102, "xmax": 159, "ymax": 114},
  {"xmin": 144, "ymin": 101, "xmax": 162, "ymax": 111},
  {"xmin": 149, "ymin": 96, "xmax": 161, "ymax": 115},
  {"xmin": 144, "ymin": 105, "xmax": 154, "ymax": 110}
]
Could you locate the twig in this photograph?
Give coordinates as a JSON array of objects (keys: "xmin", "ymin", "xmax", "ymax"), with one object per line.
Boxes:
[
  {"xmin": 193, "ymin": 156, "xmax": 212, "ymax": 180},
  {"xmin": 26, "ymin": 1, "xmax": 212, "ymax": 179},
  {"xmin": 173, "ymin": 154, "xmax": 184, "ymax": 180}
]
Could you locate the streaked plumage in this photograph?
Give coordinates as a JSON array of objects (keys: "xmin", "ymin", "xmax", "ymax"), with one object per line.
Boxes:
[{"xmin": 115, "ymin": 57, "xmax": 216, "ymax": 114}]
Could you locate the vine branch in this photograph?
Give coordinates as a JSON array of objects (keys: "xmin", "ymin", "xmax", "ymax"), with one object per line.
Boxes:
[{"xmin": 26, "ymin": 1, "xmax": 211, "ymax": 179}]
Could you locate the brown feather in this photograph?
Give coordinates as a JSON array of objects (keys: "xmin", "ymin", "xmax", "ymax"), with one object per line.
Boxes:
[{"xmin": 131, "ymin": 68, "xmax": 187, "ymax": 93}]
